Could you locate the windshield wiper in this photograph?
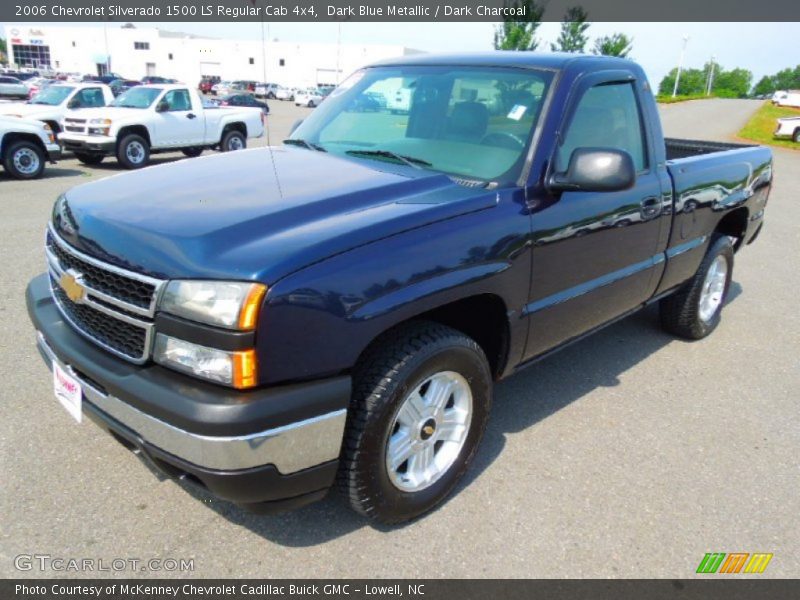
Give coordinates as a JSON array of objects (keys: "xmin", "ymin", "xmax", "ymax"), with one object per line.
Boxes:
[
  {"xmin": 283, "ymin": 138, "xmax": 326, "ymax": 152},
  {"xmin": 345, "ymin": 149, "xmax": 432, "ymax": 169}
]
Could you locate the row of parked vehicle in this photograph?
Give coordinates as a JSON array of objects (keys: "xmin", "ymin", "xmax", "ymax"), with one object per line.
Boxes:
[
  {"xmin": 0, "ymin": 79, "xmax": 265, "ymax": 179},
  {"xmin": 198, "ymin": 77, "xmax": 334, "ymax": 107}
]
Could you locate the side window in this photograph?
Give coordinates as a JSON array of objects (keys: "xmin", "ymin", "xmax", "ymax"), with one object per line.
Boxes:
[
  {"xmin": 558, "ymin": 82, "xmax": 647, "ymax": 172},
  {"xmin": 163, "ymin": 90, "xmax": 192, "ymax": 111},
  {"xmin": 77, "ymin": 88, "xmax": 105, "ymax": 107}
]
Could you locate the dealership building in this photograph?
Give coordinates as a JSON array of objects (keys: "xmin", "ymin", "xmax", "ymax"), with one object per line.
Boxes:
[{"xmin": 3, "ymin": 24, "xmax": 419, "ymax": 88}]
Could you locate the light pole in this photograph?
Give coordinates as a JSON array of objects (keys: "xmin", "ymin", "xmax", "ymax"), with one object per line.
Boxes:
[
  {"xmin": 706, "ymin": 55, "xmax": 716, "ymax": 96},
  {"xmin": 672, "ymin": 34, "xmax": 690, "ymax": 98}
]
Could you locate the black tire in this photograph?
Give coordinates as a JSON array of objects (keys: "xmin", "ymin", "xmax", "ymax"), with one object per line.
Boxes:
[
  {"xmin": 660, "ymin": 234, "xmax": 734, "ymax": 340},
  {"xmin": 793, "ymin": 129, "xmax": 800, "ymax": 143},
  {"xmin": 338, "ymin": 322, "xmax": 492, "ymax": 524},
  {"xmin": 3, "ymin": 140, "xmax": 45, "ymax": 179},
  {"xmin": 308, "ymin": 100, "xmax": 316, "ymax": 108},
  {"xmin": 267, "ymin": 92, "xmax": 276, "ymax": 100},
  {"xmin": 75, "ymin": 153, "xmax": 104, "ymax": 165},
  {"xmin": 181, "ymin": 147, "xmax": 204, "ymax": 158},
  {"xmin": 220, "ymin": 129, "xmax": 246, "ymax": 152},
  {"xmin": 116, "ymin": 134, "xmax": 150, "ymax": 169}
]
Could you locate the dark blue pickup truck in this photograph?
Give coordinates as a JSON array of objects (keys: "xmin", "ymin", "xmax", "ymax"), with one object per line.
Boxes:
[{"xmin": 27, "ymin": 53, "xmax": 771, "ymax": 523}]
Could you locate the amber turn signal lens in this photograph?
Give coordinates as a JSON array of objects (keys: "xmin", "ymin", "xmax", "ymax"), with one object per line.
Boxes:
[
  {"xmin": 232, "ymin": 349, "xmax": 258, "ymax": 389},
  {"xmin": 238, "ymin": 284, "xmax": 267, "ymax": 330}
]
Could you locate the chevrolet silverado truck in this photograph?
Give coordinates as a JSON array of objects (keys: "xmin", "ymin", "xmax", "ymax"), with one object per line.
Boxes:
[
  {"xmin": 1, "ymin": 115, "xmax": 62, "ymax": 179},
  {"xmin": 57, "ymin": 84, "xmax": 265, "ymax": 169},
  {"xmin": 26, "ymin": 54, "xmax": 771, "ymax": 523},
  {"xmin": 0, "ymin": 83, "xmax": 114, "ymax": 134}
]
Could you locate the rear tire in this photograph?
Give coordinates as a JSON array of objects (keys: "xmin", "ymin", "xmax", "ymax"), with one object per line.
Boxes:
[
  {"xmin": 116, "ymin": 134, "xmax": 150, "ymax": 169},
  {"xmin": 793, "ymin": 129, "xmax": 800, "ymax": 143},
  {"xmin": 220, "ymin": 130, "xmax": 246, "ymax": 152},
  {"xmin": 75, "ymin": 153, "xmax": 104, "ymax": 165},
  {"xmin": 660, "ymin": 234, "xmax": 734, "ymax": 340},
  {"xmin": 338, "ymin": 322, "xmax": 492, "ymax": 524},
  {"xmin": 3, "ymin": 140, "xmax": 45, "ymax": 179}
]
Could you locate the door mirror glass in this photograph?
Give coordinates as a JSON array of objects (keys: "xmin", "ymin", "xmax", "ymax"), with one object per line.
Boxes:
[{"xmin": 156, "ymin": 100, "xmax": 169, "ymax": 112}]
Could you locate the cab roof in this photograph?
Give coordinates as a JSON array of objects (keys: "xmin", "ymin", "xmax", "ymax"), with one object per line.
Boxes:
[{"xmin": 369, "ymin": 51, "xmax": 636, "ymax": 72}]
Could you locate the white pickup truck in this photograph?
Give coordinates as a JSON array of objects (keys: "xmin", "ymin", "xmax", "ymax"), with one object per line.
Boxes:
[
  {"xmin": 0, "ymin": 115, "xmax": 62, "ymax": 179},
  {"xmin": 57, "ymin": 84, "xmax": 265, "ymax": 168},
  {"xmin": 0, "ymin": 83, "xmax": 114, "ymax": 134}
]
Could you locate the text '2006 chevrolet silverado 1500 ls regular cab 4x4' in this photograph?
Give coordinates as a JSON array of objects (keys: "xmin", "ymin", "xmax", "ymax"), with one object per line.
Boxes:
[{"xmin": 27, "ymin": 53, "xmax": 771, "ymax": 523}]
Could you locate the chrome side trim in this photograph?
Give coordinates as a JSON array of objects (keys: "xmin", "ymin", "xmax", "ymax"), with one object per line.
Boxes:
[
  {"xmin": 37, "ymin": 332, "xmax": 346, "ymax": 474},
  {"xmin": 47, "ymin": 223, "xmax": 166, "ymax": 317}
]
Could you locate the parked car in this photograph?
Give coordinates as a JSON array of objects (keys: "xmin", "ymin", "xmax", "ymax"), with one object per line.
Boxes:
[
  {"xmin": 232, "ymin": 80, "xmax": 258, "ymax": 93},
  {"xmin": 82, "ymin": 73, "xmax": 126, "ymax": 85},
  {"xmin": 26, "ymin": 53, "xmax": 772, "ymax": 524},
  {"xmin": 0, "ymin": 76, "xmax": 30, "ymax": 100},
  {"xmin": 218, "ymin": 93, "xmax": 269, "ymax": 115},
  {"xmin": 199, "ymin": 76, "xmax": 220, "ymax": 94},
  {"xmin": 274, "ymin": 86, "xmax": 297, "ymax": 101},
  {"xmin": 771, "ymin": 90, "xmax": 788, "ymax": 105},
  {"xmin": 295, "ymin": 88, "xmax": 324, "ymax": 107},
  {"xmin": 254, "ymin": 82, "xmax": 280, "ymax": 99},
  {"xmin": 211, "ymin": 80, "xmax": 233, "ymax": 96},
  {"xmin": 0, "ymin": 115, "xmax": 61, "ymax": 179},
  {"xmin": 0, "ymin": 84, "xmax": 114, "ymax": 133},
  {"xmin": 349, "ymin": 91, "xmax": 386, "ymax": 112},
  {"xmin": 140, "ymin": 76, "xmax": 177, "ymax": 85},
  {"xmin": 57, "ymin": 84, "xmax": 265, "ymax": 168},
  {"xmin": 25, "ymin": 77, "xmax": 57, "ymax": 99},
  {"xmin": 774, "ymin": 90, "xmax": 800, "ymax": 108},
  {"xmin": 109, "ymin": 79, "xmax": 141, "ymax": 97},
  {"xmin": 774, "ymin": 116, "xmax": 800, "ymax": 142}
]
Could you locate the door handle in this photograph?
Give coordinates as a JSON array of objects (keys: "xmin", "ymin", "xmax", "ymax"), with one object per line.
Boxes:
[
  {"xmin": 640, "ymin": 197, "xmax": 661, "ymax": 219},
  {"xmin": 186, "ymin": 113, "xmax": 197, "ymax": 119}
]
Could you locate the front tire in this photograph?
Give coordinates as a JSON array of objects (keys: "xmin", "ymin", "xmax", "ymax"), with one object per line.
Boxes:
[
  {"xmin": 338, "ymin": 322, "xmax": 492, "ymax": 524},
  {"xmin": 3, "ymin": 140, "xmax": 45, "ymax": 179},
  {"xmin": 221, "ymin": 130, "xmax": 246, "ymax": 152},
  {"xmin": 116, "ymin": 134, "xmax": 150, "ymax": 169},
  {"xmin": 660, "ymin": 234, "xmax": 734, "ymax": 339},
  {"xmin": 181, "ymin": 147, "xmax": 204, "ymax": 158}
]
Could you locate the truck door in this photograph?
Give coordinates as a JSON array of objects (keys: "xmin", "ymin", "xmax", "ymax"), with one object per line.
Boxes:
[
  {"xmin": 153, "ymin": 89, "xmax": 204, "ymax": 147},
  {"xmin": 524, "ymin": 74, "xmax": 667, "ymax": 357}
]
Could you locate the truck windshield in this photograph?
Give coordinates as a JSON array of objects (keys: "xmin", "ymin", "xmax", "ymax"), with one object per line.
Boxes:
[
  {"xmin": 111, "ymin": 87, "xmax": 163, "ymax": 109},
  {"xmin": 290, "ymin": 65, "xmax": 554, "ymax": 184},
  {"xmin": 28, "ymin": 86, "xmax": 75, "ymax": 105}
]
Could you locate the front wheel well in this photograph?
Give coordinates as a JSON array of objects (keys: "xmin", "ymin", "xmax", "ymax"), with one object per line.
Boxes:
[
  {"xmin": 116, "ymin": 125, "xmax": 151, "ymax": 147},
  {"xmin": 714, "ymin": 207, "xmax": 749, "ymax": 251},
  {"xmin": 356, "ymin": 294, "xmax": 510, "ymax": 380},
  {"xmin": 0, "ymin": 132, "xmax": 46, "ymax": 160}
]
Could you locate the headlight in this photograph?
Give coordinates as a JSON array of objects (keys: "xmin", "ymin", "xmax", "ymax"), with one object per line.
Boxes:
[
  {"xmin": 89, "ymin": 118, "xmax": 112, "ymax": 125},
  {"xmin": 159, "ymin": 280, "xmax": 267, "ymax": 330},
  {"xmin": 153, "ymin": 334, "xmax": 257, "ymax": 388}
]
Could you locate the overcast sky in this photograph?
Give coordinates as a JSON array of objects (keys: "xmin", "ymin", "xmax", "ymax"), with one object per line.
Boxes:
[{"xmin": 3, "ymin": 21, "xmax": 795, "ymax": 89}]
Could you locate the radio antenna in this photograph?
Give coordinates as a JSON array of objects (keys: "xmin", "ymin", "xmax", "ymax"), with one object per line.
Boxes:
[{"xmin": 260, "ymin": 6, "xmax": 283, "ymax": 199}]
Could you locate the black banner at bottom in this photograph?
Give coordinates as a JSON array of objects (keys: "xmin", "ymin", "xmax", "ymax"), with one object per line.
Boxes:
[{"xmin": 3, "ymin": 580, "xmax": 800, "ymax": 600}]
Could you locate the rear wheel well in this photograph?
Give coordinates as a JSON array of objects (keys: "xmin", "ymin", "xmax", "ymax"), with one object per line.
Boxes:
[
  {"xmin": 715, "ymin": 208, "xmax": 749, "ymax": 251},
  {"xmin": 116, "ymin": 125, "xmax": 150, "ymax": 147},
  {"xmin": 357, "ymin": 295, "xmax": 510, "ymax": 380},
  {"xmin": 222, "ymin": 122, "xmax": 247, "ymax": 140}
]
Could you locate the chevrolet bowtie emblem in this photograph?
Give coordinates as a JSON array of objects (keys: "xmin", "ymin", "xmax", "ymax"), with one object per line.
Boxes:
[{"xmin": 60, "ymin": 270, "xmax": 86, "ymax": 303}]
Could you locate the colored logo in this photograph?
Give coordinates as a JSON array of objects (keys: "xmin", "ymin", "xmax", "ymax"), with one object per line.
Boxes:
[
  {"xmin": 696, "ymin": 552, "xmax": 773, "ymax": 574},
  {"xmin": 60, "ymin": 270, "xmax": 86, "ymax": 304}
]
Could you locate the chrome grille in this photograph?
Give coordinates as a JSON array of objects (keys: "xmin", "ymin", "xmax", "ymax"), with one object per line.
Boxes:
[{"xmin": 45, "ymin": 225, "xmax": 166, "ymax": 363}]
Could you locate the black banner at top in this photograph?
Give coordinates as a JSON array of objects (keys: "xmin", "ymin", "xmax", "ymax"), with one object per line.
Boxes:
[{"xmin": 3, "ymin": 0, "xmax": 800, "ymax": 22}]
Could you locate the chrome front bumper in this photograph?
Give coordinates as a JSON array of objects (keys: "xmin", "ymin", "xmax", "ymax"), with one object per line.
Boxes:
[{"xmin": 36, "ymin": 330, "xmax": 347, "ymax": 474}]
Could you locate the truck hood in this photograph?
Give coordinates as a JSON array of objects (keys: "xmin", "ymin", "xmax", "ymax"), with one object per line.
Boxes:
[
  {"xmin": 0, "ymin": 102, "xmax": 62, "ymax": 119},
  {"xmin": 53, "ymin": 147, "xmax": 497, "ymax": 283}
]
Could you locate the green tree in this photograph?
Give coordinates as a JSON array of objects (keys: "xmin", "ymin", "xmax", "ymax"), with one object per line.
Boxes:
[
  {"xmin": 753, "ymin": 75, "xmax": 776, "ymax": 96},
  {"xmin": 712, "ymin": 67, "xmax": 752, "ymax": 98},
  {"xmin": 659, "ymin": 67, "xmax": 705, "ymax": 96},
  {"xmin": 591, "ymin": 33, "xmax": 632, "ymax": 58},
  {"xmin": 493, "ymin": 0, "xmax": 546, "ymax": 51},
  {"xmin": 0, "ymin": 38, "xmax": 7, "ymax": 64},
  {"xmin": 551, "ymin": 7, "xmax": 590, "ymax": 53}
]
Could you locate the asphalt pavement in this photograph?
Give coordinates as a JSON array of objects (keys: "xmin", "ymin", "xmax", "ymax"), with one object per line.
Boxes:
[{"xmin": 1, "ymin": 98, "xmax": 797, "ymax": 578}]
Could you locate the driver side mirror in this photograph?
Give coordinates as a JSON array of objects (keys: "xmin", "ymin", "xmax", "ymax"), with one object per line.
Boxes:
[
  {"xmin": 156, "ymin": 100, "xmax": 169, "ymax": 112},
  {"xmin": 547, "ymin": 148, "xmax": 636, "ymax": 193},
  {"xmin": 67, "ymin": 98, "xmax": 80, "ymax": 109}
]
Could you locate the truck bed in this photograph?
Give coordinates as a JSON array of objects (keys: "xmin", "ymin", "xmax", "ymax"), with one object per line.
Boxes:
[{"xmin": 665, "ymin": 137, "xmax": 756, "ymax": 160}]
